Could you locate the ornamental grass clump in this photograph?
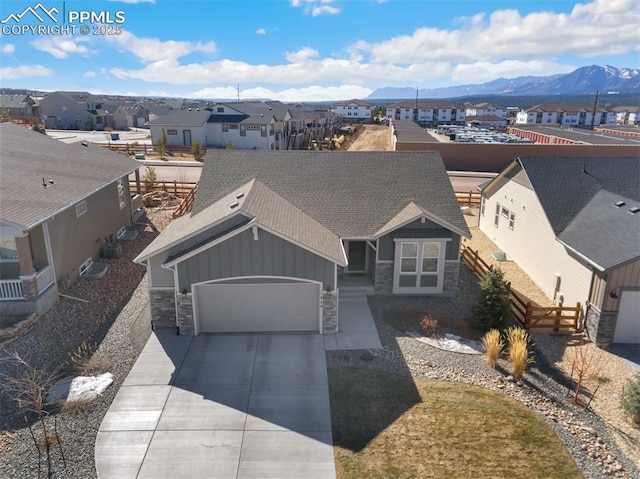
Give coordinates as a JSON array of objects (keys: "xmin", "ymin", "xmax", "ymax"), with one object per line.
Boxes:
[
  {"xmin": 482, "ymin": 329, "xmax": 504, "ymax": 369},
  {"xmin": 621, "ymin": 374, "xmax": 640, "ymax": 425},
  {"xmin": 505, "ymin": 326, "xmax": 533, "ymax": 380}
]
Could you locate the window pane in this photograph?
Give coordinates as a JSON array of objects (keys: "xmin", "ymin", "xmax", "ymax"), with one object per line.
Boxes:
[
  {"xmin": 401, "ymin": 258, "xmax": 417, "ymax": 272},
  {"xmin": 0, "ymin": 236, "xmax": 18, "ymax": 260},
  {"xmin": 420, "ymin": 275, "xmax": 438, "ymax": 288},
  {"xmin": 422, "ymin": 258, "xmax": 438, "ymax": 272},
  {"xmin": 399, "ymin": 275, "xmax": 416, "ymax": 287},
  {"xmin": 422, "ymin": 243, "xmax": 439, "ymax": 258},
  {"xmin": 401, "ymin": 243, "xmax": 417, "ymax": 257}
]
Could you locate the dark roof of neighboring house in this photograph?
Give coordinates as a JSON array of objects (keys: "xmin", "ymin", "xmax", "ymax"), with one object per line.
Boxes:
[
  {"xmin": 51, "ymin": 91, "xmax": 95, "ymax": 103},
  {"xmin": 193, "ymin": 150, "xmax": 470, "ymax": 239},
  {"xmin": 207, "ymin": 114, "xmax": 248, "ymax": 124},
  {"xmin": 392, "ymin": 121, "xmax": 439, "ymax": 143},
  {"xmin": 0, "ymin": 123, "xmax": 140, "ymax": 230},
  {"xmin": 148, "ymin": 108, "xmax": 212, "ymax": 127},
  {"xmin": 489, "ymin": 156, "xmax": 640, "ymax": 270},
  {"xmin": 524, "ymin": 103, "xmax": 613, "ymax": 113},
  {"xmin": 137, "ymin": 102, "xmax": 174, "ymax": 117},
  {"xmin": 0, "ymin": 94, "xmax": 33, "ymax": 109}
]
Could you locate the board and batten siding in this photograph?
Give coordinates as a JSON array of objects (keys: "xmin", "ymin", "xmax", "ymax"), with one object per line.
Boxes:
[
  {"xmin": 147, "ymin": 215, "xmax": 250, "ymax": 288},
  {"xmin": 177, "ymin": 228, "xmax": 335, "ymax": 292},
  {"xmin": 378, "ymin": 218, "xmax": 460, "ymax": 262},
  {"xmin": 480, "ymin": 172, "xmax": 593, "ymax": 307},
  {"xmin": 593, "ymin": 258, "xmax": 640, "ymax": 312}
]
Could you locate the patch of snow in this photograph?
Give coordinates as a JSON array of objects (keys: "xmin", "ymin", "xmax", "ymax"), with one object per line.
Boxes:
[
  {"xmin": 47, "ymin": 373, "xmax": 113, "ymax": 404},
  {"xmin": 407, "ymin": 331, "xmax": 484, "ymax": 355}
]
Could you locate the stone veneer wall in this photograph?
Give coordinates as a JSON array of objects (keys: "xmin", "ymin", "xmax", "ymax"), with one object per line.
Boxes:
[
  {"xmin": 374, "ymin": 262, "xmax": 393, "ymax": 294},
  {"xmin": 585, "ymin": 305, "xmax": 617, "ymax": 348},
  {"xmin": 20, "ymin": 275, "xmax": 38, "ymax": 301},
  {"xmin": 443, "ymin": 261, "xmax": 461, "ymax": 296},
  {"xmin": 322, "ymin": 291, "xmax": 338, "ymax": 333},
  {"xmin": 150, "ymin": 289, "xmax": 176, "ymax": 329},
  {"xmin": 177, "ymin": 295, "xmax": 195, "ymax": 335}
]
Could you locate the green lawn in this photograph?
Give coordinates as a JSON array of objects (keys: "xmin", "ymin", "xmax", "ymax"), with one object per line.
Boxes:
[{"xmin": 329, "ymin": 368, "xmax": 583, "ymax": 479}]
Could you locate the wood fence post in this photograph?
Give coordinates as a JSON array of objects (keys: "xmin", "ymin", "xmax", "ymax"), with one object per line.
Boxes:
[
  {"xmin": 174, "ymin": 180, "xmax": 177, "ymax": 196},
  {"xmin": 575, "ymin": 302, "xmax": 581, "ymax": 328},
  {"xmin": 554, "ymin": 303, "xmax": 563, "ymax": 332},
  {"xmin": 525, "ymin": 301, "xmax": 532, "ymax": 328},
  {"xmin": 467, "ymin": 191, "xmax": 472, "ymax": 205}
]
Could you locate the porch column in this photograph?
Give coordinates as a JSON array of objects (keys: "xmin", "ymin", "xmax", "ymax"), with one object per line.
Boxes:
[
  {"xmin": 134, "ymin": 169, "xmax": 141, "ymax": 195},
  {"xmin": 15, "ymin": 235, "xmax": 35, "ymax": 275}
]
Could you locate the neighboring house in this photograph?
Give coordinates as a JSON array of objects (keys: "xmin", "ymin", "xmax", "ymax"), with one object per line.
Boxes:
[
  {"xmin": 122, "ymin": 104, "xmax": 150, "ymax": 129},
  {"xmin": 612, "ymin": 106, "xmax": 640, "ymax": 125},
  {"xmin": 135, "ymin": 151, "xmax": 470, "ymax": 335},
  {"xmin": 39, "ymin": 91, "xmax": 98, "ymax": 130},
  {"xmin": 515, "ymin": 104, "xmax": 617, "ymax": 126},
  {"xmin": 148, "ymin": 105, "xmax": 277, "ymax": 150},
  {"xmin": 334, "ymin": 99, "xmax": 374, "ymax": 122},
  {"xmin": 479, "ymin": 156, "xmax": 640, "ymax": 347},
  {"xmin": 0, "ymin": 123, "xmax": 142, "ymax": 316},
  {"xmin": 93, "ymin": 102, "xmax": 129, "ymax": 131},
  {"xmin": 138, "ymin": 101, "xmax": 174, "ymax": 123},
  {"xmin": 0, "ymin": 94, "xmax": 37, "ymax": 122},
  {"xmin": 465, "ymin": 103, "xmax": 507, "ymax": 119},
  {"xmin": 386, "ymin": 101, "xmax": 466, "ymax": 126}
]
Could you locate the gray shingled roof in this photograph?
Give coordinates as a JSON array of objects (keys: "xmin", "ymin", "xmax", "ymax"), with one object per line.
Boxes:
[
  {"xmin": 558, "ymin": 190, "xmax": 640, "ymax": 271},
  {"xmin": 135, "ymin": 179, "xmax": 346, "ymax": 265},
  {"xmin": 148, "ymin": 108, "xmax": 212, "ymax": 127},
  {"xmin": 518, "ymin": 157, "xmax": 640, "ymax": 236},
  {"xmin": 194, "ymin": 150, "xmax": 470, "ymax": 239},
  {"xmin": 0, "ymin": 94, "xmax": 33, "ymax": 109},
  {"xmin": 0, "ymin": 123, "xmax": 140, "ymax": 230}
]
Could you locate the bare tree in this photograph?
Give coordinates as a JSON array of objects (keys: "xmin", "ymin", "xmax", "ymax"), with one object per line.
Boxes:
[{"xmin": 0, "ymin": 352, "xmax": 66, "ymax": 478}]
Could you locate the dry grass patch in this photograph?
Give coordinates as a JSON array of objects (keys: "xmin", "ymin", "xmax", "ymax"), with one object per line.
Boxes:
[{"xmin": 329, "ymin": 368, "xmax": 583, "ymax": 479}]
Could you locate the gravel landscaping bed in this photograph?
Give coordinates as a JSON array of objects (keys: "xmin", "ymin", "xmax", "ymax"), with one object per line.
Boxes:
[
  {"xmin": 0, "ymin": 209, "xmax": 172, "ymax": 478},
  {"xmin": 327, "ymin": 270, "xmax": 639, "ymax": 479}
]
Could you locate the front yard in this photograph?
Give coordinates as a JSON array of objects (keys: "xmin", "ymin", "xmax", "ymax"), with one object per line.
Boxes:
[{"xmin": 330, "ymin": 368, "xmax": 583, "ymax": 479}]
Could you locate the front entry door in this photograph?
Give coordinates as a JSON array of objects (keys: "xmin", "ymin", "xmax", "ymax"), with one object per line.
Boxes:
[
  {"xmin": 347, "ymin": 241, "xmax": 367, "ymax": 272},
  {"xmin": 183, "ymin": 129, "xmax": 192, "ymax": 146}
]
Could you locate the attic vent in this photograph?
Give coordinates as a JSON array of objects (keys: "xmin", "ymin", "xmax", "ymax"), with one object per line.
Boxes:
[
  {"xmin": 629, "ymin": 207, "xmax": 640, "ymax": 214},
  {"xmin": 614, "ymin": 201, "xmax": 626, "ymax": 207},
  {"xmin": 235, "ymin": 192, "xmax": 245, "ymax": 199},
  {"xmin": 230, "ymin": 201, "xmax": 239, "ymax": 209}
]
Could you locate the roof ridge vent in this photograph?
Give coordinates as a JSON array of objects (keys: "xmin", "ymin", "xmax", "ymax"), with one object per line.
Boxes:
[
  {"xmin": 614, "ymin": 200, "xmax": 626, "ymax": 208},
  {"xmin": 230, "ymin": 201, "xmax": 239, "ymax": 209},
  {"xmin": 236, "ymin": 192, "xmax": 245, "ymax": 199},
  {"xmin": 628, "ymin": 206, "xmax": 640, "ymax": 214}
]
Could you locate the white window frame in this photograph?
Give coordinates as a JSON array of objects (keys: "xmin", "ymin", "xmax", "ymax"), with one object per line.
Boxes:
[
  {"xmin": 392, "ymin": 238, "xmax": 450, "ymax": 294},
  {"xmin": 509, "ymin": 212, "xmax": 516, "ymax": 230},
  {"xmin": 494, "ymin": 203, "xmax": 500, "ymax": 228},
  {"xmin": 480, "ymin": 196, "xmax": 486, "ymax": 217}
]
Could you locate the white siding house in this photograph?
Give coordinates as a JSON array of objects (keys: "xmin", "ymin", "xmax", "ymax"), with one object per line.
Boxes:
[
  {"xmin": 334, "ymin": 99, "xmax": 373, "ymax": 121},
  {"xmin": 480, "ymin": 157, "xmax": 640, "ymax": 347},
  {"xmin": 387, "ymin": 101, "xmax": 465, "ymax": 126},
  {"xmin": 515, "ymin": 104, "xmax": 617, "ymax": 126}
]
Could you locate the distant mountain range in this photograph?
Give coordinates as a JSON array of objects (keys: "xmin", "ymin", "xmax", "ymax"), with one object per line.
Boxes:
[{"xmin": 366, "ymin": 65, "xmax": 640, "ymax": 100}]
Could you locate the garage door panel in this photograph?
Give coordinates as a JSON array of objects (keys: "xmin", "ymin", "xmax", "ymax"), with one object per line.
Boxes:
[
  {"xmin": 613, "ymin": 291, "xmax": 640, "ymax": 344},
  {"xmin": 197, "ymin": 282, "xmax": 319, "ymax": 333}
]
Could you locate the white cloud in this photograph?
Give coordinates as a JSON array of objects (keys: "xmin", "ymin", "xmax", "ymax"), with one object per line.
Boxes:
[
  {"xmin": 256, "ymin": 28, "xmax": 266, "ymax": 35},
  {"xmin": 352, "ymin": 0, "xmax": 640, "ymax": 64},
  {"xmin": 285, "ymin": 47, "xmax": 319, "ymax": 63},
  {"xmin": 31, "ymin": 37, "xmax": 93, "ymax": 59},
  {"xmin": 291, "ymin": 0, "xmax": 340, "ymax": 16},
  {"xmin": 188, "ymin": 84, "xmax": 372, "ymax": 102},
  {"xmin": 107, "ymin": 29, "xmax": 216, "ymax": 62},
  {"xmin": 0, "ymin": 65, "xmax": 53, "ymax": 80},
  {"xmin": 2, "ymin": 44, "xmax": 15, "ymax": 54},
  {"xmin": 83, "ymin": 71, "xmax": 97, "ymax": 78}
]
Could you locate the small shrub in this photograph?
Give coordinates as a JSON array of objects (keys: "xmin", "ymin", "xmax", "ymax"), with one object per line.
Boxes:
[
  {"xmin": 472, "ymin": 268, "xmax": 510, "ymax": 331},
  {"xmin": 621, "ymin": 374, "xmax": 640, "ymax": 425},
  {"xmin": 420, "ymin": 315, "xmax": 438, "ymax": 337},
  {"xmin": 67, "ymin": 341, "xmax": 97, "ymax": 375},
  {"xmin": 482, "ymin": 329, "xmax": 504, "ymax": 368},
  {"xmin": 505, "ymin": 326, "xmax": 533, "ymax": 380},
  {"xmin": 569, "ymin": 342, "xmax": 603, "ymax": 406}
]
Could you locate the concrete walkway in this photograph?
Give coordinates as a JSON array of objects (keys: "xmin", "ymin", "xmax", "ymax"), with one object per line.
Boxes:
[
  {"xmin": 324, "ymin": 295, "xmax": 382, "ymax": 351},
  {"xmin": 96, "ymin": 331, "xmax": 335, "ymax": 479}
]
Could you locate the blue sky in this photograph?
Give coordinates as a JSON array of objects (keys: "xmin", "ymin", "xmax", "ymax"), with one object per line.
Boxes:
[{"xmin": 1, "ymin": 0, "xmax": 638, "ymax": 101}]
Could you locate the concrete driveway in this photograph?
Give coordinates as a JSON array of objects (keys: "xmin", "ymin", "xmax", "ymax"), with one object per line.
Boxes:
[{"xmin": 96, "ymin": 330, "xmax": 335, "ymax": 479}]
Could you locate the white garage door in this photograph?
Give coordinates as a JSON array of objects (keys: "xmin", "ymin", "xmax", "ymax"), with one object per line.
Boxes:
[
  {"xmin": 613, "ymin": 291, "xmax": 640, "ymax": 344},
  {"xmin": 196, "ymin": 282, "xmax": 320, "ymax": 333}
]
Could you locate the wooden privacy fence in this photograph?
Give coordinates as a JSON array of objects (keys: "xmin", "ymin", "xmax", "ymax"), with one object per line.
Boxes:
[
  {"xmin": 455, "ymin": 190, "xmax": 482, "ymax": 206},
  {"xmin": 102, "ymin": 143, "xmax": 202, "ymax": 157},
  {"xmin": 172, "ymin": 183, "xmax": 198, "ymax": 218},
  {"xmin": 461, "ymin": 244, "xmax": 580, "ymax": 331},
  {"xmin": 130, "ymin": 180, "xmax": 198, "ymax": 197}
]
